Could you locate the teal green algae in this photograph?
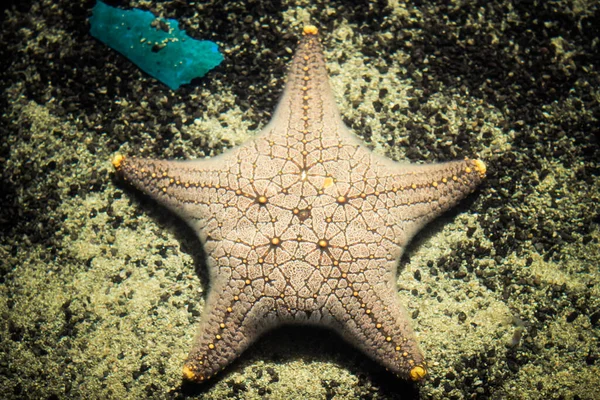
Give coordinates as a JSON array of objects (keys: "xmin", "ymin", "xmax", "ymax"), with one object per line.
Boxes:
[
  {"xmin": 1, "ymin": 1, "xmax": 599, "ymax": 399},
  {"xmin": 89, "ymin": 0, "xmax": 223, "ymax": 90}
]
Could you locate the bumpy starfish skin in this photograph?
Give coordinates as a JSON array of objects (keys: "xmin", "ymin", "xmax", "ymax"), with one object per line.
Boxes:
[{"xmin": 113, "ymin": 25, "xmax": 486, "ymax": 382}]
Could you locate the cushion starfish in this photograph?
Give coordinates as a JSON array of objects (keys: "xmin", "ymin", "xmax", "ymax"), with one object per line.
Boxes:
[{"xmin": 112, "ymin": 25, "xmax": 486, "ymax": 383}]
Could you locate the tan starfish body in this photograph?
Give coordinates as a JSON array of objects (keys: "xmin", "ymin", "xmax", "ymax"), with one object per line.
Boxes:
[{"xmin": 112, "ymin": 25, "xmax": 486, "ymax": 383}]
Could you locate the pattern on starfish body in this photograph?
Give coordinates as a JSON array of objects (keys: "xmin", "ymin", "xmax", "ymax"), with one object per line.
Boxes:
[{"xmin": 112, "ymin": 25, "xmax": 486, "ymax": 383}]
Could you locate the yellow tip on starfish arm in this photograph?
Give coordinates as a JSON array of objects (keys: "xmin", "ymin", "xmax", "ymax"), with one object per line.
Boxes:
[
  {"xmin": 409, "ymin": 365, "xmax": 428, "ymax": 381},
  {"xmin": 303, "ymin": 25, "xmax": 318, "ymax": 35},
  {"xmin": 112, "ymin": 154, "xmax": 125, "ymax": 170},
  {"xmin": 182, "ymin": 365, "xmax": 199, "ymax": 381},
  {"xmin": 473, "ymin": 159, "xmax": 487, "ymax": 176}
]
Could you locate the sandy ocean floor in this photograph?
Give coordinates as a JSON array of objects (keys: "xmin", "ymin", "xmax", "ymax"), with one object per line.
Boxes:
[{"xmin": 1, "ymin": 1, "xmax": 599, "ymax": 399}]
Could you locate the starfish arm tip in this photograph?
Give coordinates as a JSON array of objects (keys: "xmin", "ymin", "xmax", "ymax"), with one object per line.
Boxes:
[
  {"xmin": 182, "ymin": 364, "xmax": 209, "ymax": 383},
  {"xmin": 182, "ymin": 365, "xmax": 198, "ymax": 381},
  {"xmin": 112, "ymin": 153, "xmax": 125, "ymax": 170},
  {"xmin": 303, "ymin": 25, "xmax": 319, "ymax": 35},
  {"xmin": 409, "ymin": 365, "xmax": 428, "ymax": 381},
  {"xmin": 473, "ymin": 158, "xmax": 487, "ymax": 176}
]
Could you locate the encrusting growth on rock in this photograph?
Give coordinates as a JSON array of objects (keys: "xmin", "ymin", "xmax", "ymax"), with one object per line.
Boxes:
[{"xmin": 113, "ymin": 25, "xmax": 486, "ymax": 383}]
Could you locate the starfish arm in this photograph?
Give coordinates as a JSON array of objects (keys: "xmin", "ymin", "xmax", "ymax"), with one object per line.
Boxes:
[
  {"xmin": 267, "ymin": 26, "xmax": 344, "ymax": 143},
  {"xmin": 182, "ymin": 272, "xmax": 277, "ymax": 382},
  {"xmin": 376, "ymin": 157, "xmax": 487, "ymax": 247},
  {"xmin": 112, "ymin": 153, "xmax": 231, "ymax": 217},
  {"xmin": 325, "ymin": 258, "xmax": 428, "ymax": 381},
  {"xmin": 112, "ymin": 150, "xmax": 268, "ymax": 235}
]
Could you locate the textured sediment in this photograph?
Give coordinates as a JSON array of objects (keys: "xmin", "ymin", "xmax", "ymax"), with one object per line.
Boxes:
[{"xmin": 0, "ymin": 1, "xmax": 598, "ymax": 399}]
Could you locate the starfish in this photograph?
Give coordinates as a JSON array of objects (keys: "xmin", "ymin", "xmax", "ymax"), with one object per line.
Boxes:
[{"xmin": 112, "ymin": 25, "xmax": 486, "ymax": 383}]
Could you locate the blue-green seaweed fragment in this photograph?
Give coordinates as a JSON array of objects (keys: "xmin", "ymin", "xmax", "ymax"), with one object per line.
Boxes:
[{"xmin": 89, "ymin": 1, "xmax": 223, "ymax": 90}]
